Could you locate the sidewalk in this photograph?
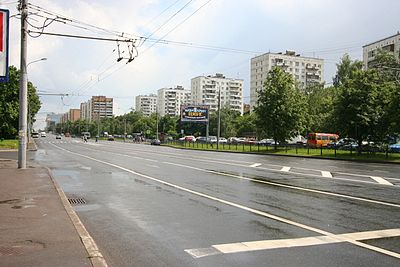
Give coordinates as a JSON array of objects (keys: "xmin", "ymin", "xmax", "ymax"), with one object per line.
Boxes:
[{"xmin": 0, "ymin": 158, "xmax": 102, "ymax": 266}]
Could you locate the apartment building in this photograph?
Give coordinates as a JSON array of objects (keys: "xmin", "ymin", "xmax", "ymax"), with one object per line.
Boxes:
[
  {"xmin": 191, "ymin": 73, "xmax": 244, "ymax": 114},
  {"xmin": 363, "ymin": 32, "xmax": 400, "ymax": 69},
  {"xmin": 135, "ymin": 94, "xmax": 157, "ymax": 116},
  {"xmin": 157, "ymin": 86, "xmax": 191, "ymax": 117},
  {"xmin": 80, "ymin": 96, "xmax": 113, "ymax": 121},
  {"xmin": 59, "ymin": 109, "xmax": 80, "ymax": 124},
  {"xmin": 250, "ymin": 50, "xmax": 324, "ymax": 110}
]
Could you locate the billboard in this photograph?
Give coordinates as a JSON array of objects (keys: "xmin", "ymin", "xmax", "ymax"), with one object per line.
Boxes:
[
  {"xmin": 0, "ymin": 9, "xmax": 9, "ymax": 82},
  {"xmin": 181, "ymin": 105, "xmax": 209, "ymax": 123}
]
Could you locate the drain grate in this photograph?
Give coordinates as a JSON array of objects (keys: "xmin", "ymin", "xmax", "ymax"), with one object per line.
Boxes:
[{"xmin": 68, "ymin": 198, "xmax": 86, "ymax": 205}]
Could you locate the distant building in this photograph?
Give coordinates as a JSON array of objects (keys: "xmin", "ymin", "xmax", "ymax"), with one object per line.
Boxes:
[
  {"xmin": 80, "ymin": 96, "xmax": 113, "ymax": 121},
  {"xmin": 250, "ymin": 50, "xmax": 324, "ymax": 110},
  {"xmin": 135, "ymin": 94, "xmax": 157, "ymax": 116},
  {"xmin": 45, "ymin": 113, "xmax": 62, "ymax": 131},
  {"xmin": 69, "ymin": 109, "xmax": 80, "ymax": 122},
  {"xmin": 191, "ymin": 73, "xmax": 244, "ymax": 114},
  {"xmin": 363, "ymin": 32, "xmax": 400, "ymax": 69},
  {"xmin": 59, "ymin": 109, "xmax": 80, "ymax": 124},
  {"xmin": 157, "ymin": 86, "xmax": 191, "ymax": 117}
]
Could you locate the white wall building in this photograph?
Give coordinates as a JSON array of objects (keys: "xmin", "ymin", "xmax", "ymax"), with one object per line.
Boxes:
[
  {"xmin": 157, "ymin": 86, "xmax": 191, "ymax": 117},
  {"xmin": 135, "ymin": 94, "xmax": 157, "ymax": 116},
  {"xmin": 191, "ymin": 73, "xmax": 244, "ymax": 114},
  {"xmin": 363, "ymin": 32, "xmax": 400, "ymax": 69},
  {"xmin": 250, "ymin": 50, "xmax": 324, "ymax": 110}
]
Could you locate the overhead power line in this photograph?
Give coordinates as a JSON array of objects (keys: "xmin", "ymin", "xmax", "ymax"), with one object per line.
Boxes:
[{"xmin": 27, "ymin": 30, "xmax": 139, "ymax": 42}]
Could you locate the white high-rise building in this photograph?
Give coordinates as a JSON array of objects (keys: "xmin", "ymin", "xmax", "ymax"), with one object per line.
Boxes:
[
  {"xmin": 191, "ymin": 73, "xmax": 244, "ymax": 114},
  {"xmin": 250, "ymin": 50, "xmax": 324, "ymax": 110},
  {"xmin": 363, "ymin": 32, "xmax": 400, "ymax": 69},
  {"xmin": 135, "ymin": 94, "xmax": 157, "ymax": 116},
  {"xmin": 157, "ymin": 86, "xmax": 191, "ymax": 117}
]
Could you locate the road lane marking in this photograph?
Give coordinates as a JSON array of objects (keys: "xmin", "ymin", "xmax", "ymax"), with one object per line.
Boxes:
[
  {"xmin": 78, "ymin": 143, "xmax": 399, "ymax": 186},
  {"xmin": 321, "ymin": 171, "xmax": 332, "ymax": 178},
  {"xmin": 145, "ymin": 164, "xmax": 159, "ymax": 168},
  {"xmin": 186, "ymin": 228, "xmax": 400, "ymax": 258},
  {"xmin": 50, "ymin": 144, "xmax": 400, "ymax": 260},
  {"xmin": 281, "ymin": 166, "xmax": 291, "ymax": 172},
  {"xmin": 145, "ymin": 158, "xmax": 158, "ymax": 162},
  {"xmin": 163, "ymin": 162, "xmax": 400, "ymax": 208},
  {"xmin": 250, "ymin": 163, "xmax": 262, "ymax": 167},
  {"xmin": 370, "ymin": 176, "xmax": 394, "ymax": 186}
]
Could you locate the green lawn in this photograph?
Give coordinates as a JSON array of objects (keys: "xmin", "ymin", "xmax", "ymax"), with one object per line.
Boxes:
[
  {"xmin": 0, "ymin": 140, "xmax": 18, "ymax": 149},
  {"xmin": 166, "ymin": 141, "xmax": 400, "ymax": 163}
]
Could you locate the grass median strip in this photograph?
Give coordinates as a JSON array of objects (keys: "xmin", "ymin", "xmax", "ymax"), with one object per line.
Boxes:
[
  {"xmin": 165, "ymin": 142, "xmax": 400, "ymax": 163},
  {"xmin": 0, "ymin": 140, "xmax": 18, "ymax": 149}
]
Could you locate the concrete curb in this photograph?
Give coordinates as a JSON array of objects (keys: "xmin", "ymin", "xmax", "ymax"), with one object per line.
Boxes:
[{"xmin": 45, "ymin": 167, "xmax": 108, "ymax": 267}]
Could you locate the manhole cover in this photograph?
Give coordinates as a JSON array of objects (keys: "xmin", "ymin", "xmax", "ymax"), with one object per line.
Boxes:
[
  {"xmin": 68, "ymin": 198, "xmax": 87, "ymax": 205},
  {"xmin": 0, "ymin": 241, "xmax": 44, "ymax": 256}
]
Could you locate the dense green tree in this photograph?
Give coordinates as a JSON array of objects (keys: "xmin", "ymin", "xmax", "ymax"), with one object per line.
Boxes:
[
  {"xmin": 333, "ymin": 54, "xmax": 363, "ymax": 87},
  {"xmin": 333, "ymin": 69, "xmax": 392, "ymax": 151},
  {"xmin": 255, "ymin": 67, "xmax": 306, "ymax": 148},
  {"xmin": 235, "ymin": 112, "xmax": 257, "ymax": 137},
  {"xmin": 306, "ymin": 85, "xmax": 338, "ymax": 133},
  {"xmin": 0, "ymin": 66, "xmax": 41, "ymax": 139}
]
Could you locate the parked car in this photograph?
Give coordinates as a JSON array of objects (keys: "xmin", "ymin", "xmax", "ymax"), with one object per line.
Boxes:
[
  {"xmin": 40, "ymin": 132, "xmax": 46, "ymax": 137},
  {"xmin": 327, "ymin": 138, "xmax": 356, "ymax": 149},
  {"xmin": 258, "ymin": 139, "xmax": 279, "ymax": 146},
  {"xmin": 107, "ymin": 135, "xmax": 115, "ymax": 141},
  {"xmin": 218, "ymin": 137, "xmax": 228, "ymax": 143},
  {"xmin": 150, "ymin": 139, "xmax": 161, "ymax": 145},
  {"xmin": 31, "ymin": 132, "xmax": 39, "ymax": 138},
  {"xmin": 389, "ymin": 143, "xmax": 400, "ymax": 153},
  {"xmin": 56, "ymin": 135, "xmax": 62, "ymax": 139},
  {"xmin": 179, "ymin": 135, "xmax": 196, "ymax": 142},
  {"xmin": 196, "ymin": 136, "xmax": 208, "ymax": 143},
  {"xmin": 208, "ymin": 136, "xmax": 217, "ymax": 143},
  {"xmin": 287, "ymin": 135, "xmax": 307, "ymax": 146}
]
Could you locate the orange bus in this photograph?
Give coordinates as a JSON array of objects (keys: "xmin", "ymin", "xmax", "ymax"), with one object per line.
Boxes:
[{"xmin": 307, "ymin": 133, "xmax": 339, "ymax": 148}]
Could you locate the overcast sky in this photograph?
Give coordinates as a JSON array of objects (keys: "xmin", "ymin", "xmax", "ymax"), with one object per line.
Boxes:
[{"xmin": 1, "ymin": 0, "xmax": 400, "ymax": 129}]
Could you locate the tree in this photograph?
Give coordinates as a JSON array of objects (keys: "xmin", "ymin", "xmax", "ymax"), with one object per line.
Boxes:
[
  {"xmin": 333, "ymin": 69, "xmax": 392, "ymax": 151},
  {"xmin": 306, "ymin": 85, "xmax": 338, "ymax": 133},
  {"xmin": 254, "ymin": 67, "xmax": 306, "ymax": 148},
  {"xmin": 235, "ymin": 112, "xmax": 257, "ymax": 137},
  {"xmin": 333, "ymin": 54, "xmax": 363, "ymax": 87},
  {"xmin": 0, "ymin": 66, "xmax": 41, "ymax": 139}
]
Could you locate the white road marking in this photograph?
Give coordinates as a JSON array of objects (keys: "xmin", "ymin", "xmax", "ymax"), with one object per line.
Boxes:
[
  {"xmin": 163, "ymin": 162, "xmax": 400, "ymax": 208},
  {"xmin": 321, "ymin": 171, "xmax": 333, "ymax": 178},
  {"xmin": 146, "ymin": 164, "xmax": 159, "ymax": 168},
  {"xmin": 370, "ymin": 176, "xmax": 394, "ymax": 186},
  {"xmin": 186, "ymin": 228, "xmax": 400, "ymax": 258},
  {"xmin": 50, "ymin": 144, "xmax": 400, "ymax": 259},
  {"xmin": 145, "ymin": 158, "xmax": 158, "ymax": 162},
  {"xmin": 281, "ymin": 166, "xmax": 291, "ymax": 172},
  {"xmin": 85, "ymin": 143, "xmax": 400, "ymax": 185},
  {"xmin": 250, "ymin": 163, "xmax": 262, "ymax": 168}
]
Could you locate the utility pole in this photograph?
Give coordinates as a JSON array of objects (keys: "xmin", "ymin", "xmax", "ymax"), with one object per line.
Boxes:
[
  {"xmin": 216, "ymin": 88, "xmax": 221, "ymax": 150},
  {"xmin": 18, "ymin": 0, "xmax": 28, "ymax": 169},
  {"xmin": 156, "ymin": 108, "xmax": 159, "ymax": 140}
]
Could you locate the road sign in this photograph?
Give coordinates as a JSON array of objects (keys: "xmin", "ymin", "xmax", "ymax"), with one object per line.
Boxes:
[
  {"xmin": 181, "ymin": 105, "xmax": 209, "ymax": 123},
  {"xmin": 0, "ymin": 9, "xmax": 9, "ymax": 82}
]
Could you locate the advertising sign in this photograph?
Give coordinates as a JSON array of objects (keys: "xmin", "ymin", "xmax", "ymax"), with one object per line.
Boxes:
[
  {"xmin": 0, "ymin": 9, "xmax": 9, "ymax": 82},
  {"xmin": 181, "ymin": 105, "xmax": 209, "ymax": 123}
]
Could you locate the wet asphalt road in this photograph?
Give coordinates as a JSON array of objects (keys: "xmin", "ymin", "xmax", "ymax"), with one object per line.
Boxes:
[{"xmin": 31, "ymin": 135, "xmax": 400, "ymax": 267}]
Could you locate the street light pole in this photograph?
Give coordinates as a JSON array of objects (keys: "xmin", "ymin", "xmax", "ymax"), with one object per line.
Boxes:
[
  {"xmin": 18, "ymin": 0, "xmax": 28, "ymax": 169},
  {"xmin": 217, "ymin": 88, "xmax": 221, "ymax": 150}
]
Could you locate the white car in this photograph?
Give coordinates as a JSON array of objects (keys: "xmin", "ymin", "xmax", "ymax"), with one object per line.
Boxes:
[
  {"xmin": 40, "ymin": 132, "xmax": 46, "ymax": 137},
  {"xmin": 218, "ymin": 137, "xmax": 228, "ymax": 143}
]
